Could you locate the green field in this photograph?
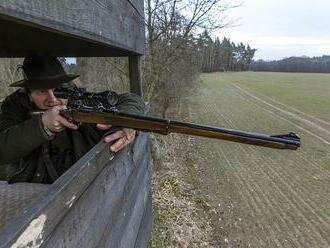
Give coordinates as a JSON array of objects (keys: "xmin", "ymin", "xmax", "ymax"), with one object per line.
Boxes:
[
  {"xmin": 203, "ymin": 71, "xmax": 330, "ymax": 122},
  {"xmin": 152, "ymin": 71, "xmax": 330, "ymax": 247}
]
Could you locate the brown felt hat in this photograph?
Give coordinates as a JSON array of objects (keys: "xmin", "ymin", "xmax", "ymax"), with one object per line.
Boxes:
[{"xmin": 10, "ymin": 55, "xmax": 79, "ymax": 89}]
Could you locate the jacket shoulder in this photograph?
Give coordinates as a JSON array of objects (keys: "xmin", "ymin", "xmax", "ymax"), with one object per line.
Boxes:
[
  {"xmin": 0, "ymin": 89, "xmax": 32, "ymax": 130},
  {"xmin": 1, "ymin": 89, "xmax": 31, "ymax": 117}
]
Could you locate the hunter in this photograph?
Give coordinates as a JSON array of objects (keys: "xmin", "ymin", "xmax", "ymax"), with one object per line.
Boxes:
[{"xmin": 0, "ymin": 55, "xmax": 145, "ymax": 184}]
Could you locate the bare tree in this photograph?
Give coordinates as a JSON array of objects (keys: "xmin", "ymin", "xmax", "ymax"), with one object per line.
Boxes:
[
  {"xmin": 74, "ymin": 57, "xmax": 130, "ymax": 93},
  {"xmin": 144, "ymin": 0, "xmax": 237, "ymax": 115}
]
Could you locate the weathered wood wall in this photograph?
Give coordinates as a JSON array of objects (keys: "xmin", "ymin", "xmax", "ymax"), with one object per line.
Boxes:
[
  {"xmin": 0, "ymin": 133, "xmax": 151, "ymax": 248},
  {"xmin": 0, "ymin": 2, "xmax": 149, "ymax": 245},
  {"xmin": 0, "ymin": 0, "xmax": 145, "ymax": 57}
]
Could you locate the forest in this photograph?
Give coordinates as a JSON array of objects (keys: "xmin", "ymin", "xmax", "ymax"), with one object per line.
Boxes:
[{"xmin": 251, "ymin": 55, "xmax": 330, "ymax": 73}]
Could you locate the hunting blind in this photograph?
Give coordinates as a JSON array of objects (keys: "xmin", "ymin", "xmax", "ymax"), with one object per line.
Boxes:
[{"xmin": 0, "ymin": 1, "xmax": 151, "ymax": 247}]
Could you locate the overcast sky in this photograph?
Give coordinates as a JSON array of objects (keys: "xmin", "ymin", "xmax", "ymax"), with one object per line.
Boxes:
[{"xmin": 217, "ymin": 0, "xmax": 330, "ymax": 60}]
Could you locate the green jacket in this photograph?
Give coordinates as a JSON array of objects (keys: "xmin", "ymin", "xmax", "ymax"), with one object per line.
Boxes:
[{"xmin": 0, "ymin": 89, "xmax": 145, "ymax": 183}]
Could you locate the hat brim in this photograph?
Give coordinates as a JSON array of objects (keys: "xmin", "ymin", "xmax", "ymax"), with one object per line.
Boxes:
[{"xmin": 10, "ymin": 74, "xmax": 79, "ymax": 89}]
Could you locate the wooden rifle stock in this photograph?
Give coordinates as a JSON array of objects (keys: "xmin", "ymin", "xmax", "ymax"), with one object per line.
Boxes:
[{"xmin": 61, "ymin": 109, "xmax": 301, "ymax": 150}]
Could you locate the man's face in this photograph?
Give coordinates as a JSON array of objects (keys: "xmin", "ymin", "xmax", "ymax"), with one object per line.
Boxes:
[{"xmin": 29, "ymin": 88, "xmax": 67, "ymax": 110}]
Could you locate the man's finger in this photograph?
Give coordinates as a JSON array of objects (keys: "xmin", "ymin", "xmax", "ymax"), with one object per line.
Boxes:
[
  {"xmin": 123, "ymin": 128, "xmax": 134, "ymax": 136},
  {"xmin": 123, "ymin": 128, "xmax": 136, "ymax": 141},
  {"xmin": 110, "ymin": 137, "xmax": 128, "ymax": 152},
  {"xmin": 110, "ymin": 132, "xmax": 136, "ymax": 152},
  {"xmin": 57, "ymin": 115, "xmax": 78, "ymax": 130},
  {"xmin": 104, "ymin": 130, "xmax": 125, "ymax": 143},
  {"xmin": 97, "ymin": 124, "xmax": 112, "ymax": 130}
]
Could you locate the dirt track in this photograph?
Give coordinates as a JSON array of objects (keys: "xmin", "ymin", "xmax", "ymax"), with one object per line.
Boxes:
[
  {"xmin": 185, "ymin": 79, "xmax": 330, "ymax": 247},
  {"xmin": 232, "ymin": 83, "xmax": 330, "ymax": 145}
]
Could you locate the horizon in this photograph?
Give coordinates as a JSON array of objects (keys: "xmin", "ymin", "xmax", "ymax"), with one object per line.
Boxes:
[
  {"xmin": 218, "ymin": 0, "xmax": 330, "ymax": 61},
  {"xmin": 253, "ymin": 54, "xmax": 330, "ymax": 62},
  {"xmin": 65, "ymin": 54, "xmax": 330, "ymax": 65}
]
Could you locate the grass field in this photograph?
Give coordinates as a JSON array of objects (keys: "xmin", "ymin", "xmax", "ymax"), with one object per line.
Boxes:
[
  {"xmin": 151, "ymin": 71, "xmax": 330, "ymax": 247},
  {"xmin": 207, "ymin": 71, "xmax": 330, "ymax": 122}
]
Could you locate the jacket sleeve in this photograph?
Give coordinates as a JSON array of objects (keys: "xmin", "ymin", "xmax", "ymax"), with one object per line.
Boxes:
[
  {"xmin": 86, "ymin": 92, "xmax": 146, "ymax": 138},
  {"xmin": 0, "ymin": 96, "xmax": 52, "ymax": 164},
  {"xmin": 115, "ymin": 93, "xmax": 146, "ymax": 114}
]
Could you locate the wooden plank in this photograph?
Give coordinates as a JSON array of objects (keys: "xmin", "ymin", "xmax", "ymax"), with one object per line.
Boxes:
[
  {"xmin": 43, "ymin": 149, "xmax": 135, "ymax": 247},
  {"xmin": 119, "ymin": 172, "xmax": 150, "ymax": 248},
  {"xmin": 129, "ymin": 55, "xmax": 143, "ymax": 96},
  {"xmin": 133, "ymin": 132, "xmax": 150, "ymax": 163},
  {"xmin": 44, "ymin": 134, "xmax": 149, "ymax": 247},
  {"xmin": 0, "ymin": 133, "xmax": 151, "ymax": 247},
  {"xmin": 100, "ymin": 154, "xmax": 149, "ymax": 246},
  {"xmin": 134, "ymin": 190, "xmax": 152, "ymax": 248},
  {"xmin": 0, "ymin": 16, "xmax": 130, "ymax": 57},
  {"xmin": 0, "ymin": 0, "xmax": 145, "ymax": 57},
  {"xmin": 127, "ymin": 0, "xmax": 144, "ymax": 15},
  {"xmin": 0, "ymin": 182, "xmax": 49, "ymax": 229},
  {"xmin": 102, "ymin": 166, "xmax": 150, "ymax": 248},
  {"xmin": 95, "ymin": 155, "xmax": 150, "ymax": 248},
  {"xmin": 0, "ymin": 140, "xmax": 112, "ymax": 247},
  {"xmin": 95, "ymin": 135, "xmax": 150, "ymax": 247},
  {"xmin": 117, "ymin": 168, "xmax": 151, "ymax": 248}
]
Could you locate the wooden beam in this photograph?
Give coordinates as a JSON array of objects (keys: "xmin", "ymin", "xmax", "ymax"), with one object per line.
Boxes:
[
  {"xmin": 129, "ymin": 55, "xmax": 143, "ymax": 96},
  {"xmin": 0, "ymin": 0, "xmax": 145, "ymax": 57}
]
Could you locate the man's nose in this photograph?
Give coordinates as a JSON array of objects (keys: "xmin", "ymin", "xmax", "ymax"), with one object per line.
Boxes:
[{"xmin": 47, "ymin": 89, "xmax": 57, "ymax": 101}]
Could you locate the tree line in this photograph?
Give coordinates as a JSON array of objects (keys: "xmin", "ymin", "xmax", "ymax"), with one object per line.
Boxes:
[
  {"xmin": 251, "ymin": 55, "xmax": 330, "ymax": 73},
  {"xmin": 143, "ymin": 0, "xmax": 256, "ymax": 115},
  {"xmin": 197, "ymin": 31, "xmax": 256, "ymax": 72}
]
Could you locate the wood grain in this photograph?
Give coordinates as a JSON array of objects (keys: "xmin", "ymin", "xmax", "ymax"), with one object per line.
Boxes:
[
  {"xmin": 0, "ymin": 0, "xmax": 145, "ymax": 57},
  {"xmin": 0, "ymin": 133, "xmax": 151, "ymax": 248}
]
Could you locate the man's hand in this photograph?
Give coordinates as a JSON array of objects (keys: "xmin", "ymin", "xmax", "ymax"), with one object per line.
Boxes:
[
  {"xmin": 42, "ymin": 105, "xmax": 78, "ymax": 133},
  {"xmin": 97, "ymin": 124, "xmax": 136, "ymax": 152}
]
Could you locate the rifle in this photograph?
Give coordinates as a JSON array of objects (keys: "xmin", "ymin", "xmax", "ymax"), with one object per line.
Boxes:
[{"xmin": 53, "ymin": 87, "xmax": 300, "ymax": 150}]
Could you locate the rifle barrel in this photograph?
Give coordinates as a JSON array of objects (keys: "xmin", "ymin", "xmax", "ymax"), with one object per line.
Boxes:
[{"xmin": 62, "ymin": 109, "xmax": 300, "ymax": 150}]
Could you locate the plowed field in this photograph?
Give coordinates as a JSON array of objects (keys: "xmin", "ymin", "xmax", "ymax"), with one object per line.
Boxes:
[{"xmin": 183, "ymin": 72, "xmax": 330, "ymax": 247}]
